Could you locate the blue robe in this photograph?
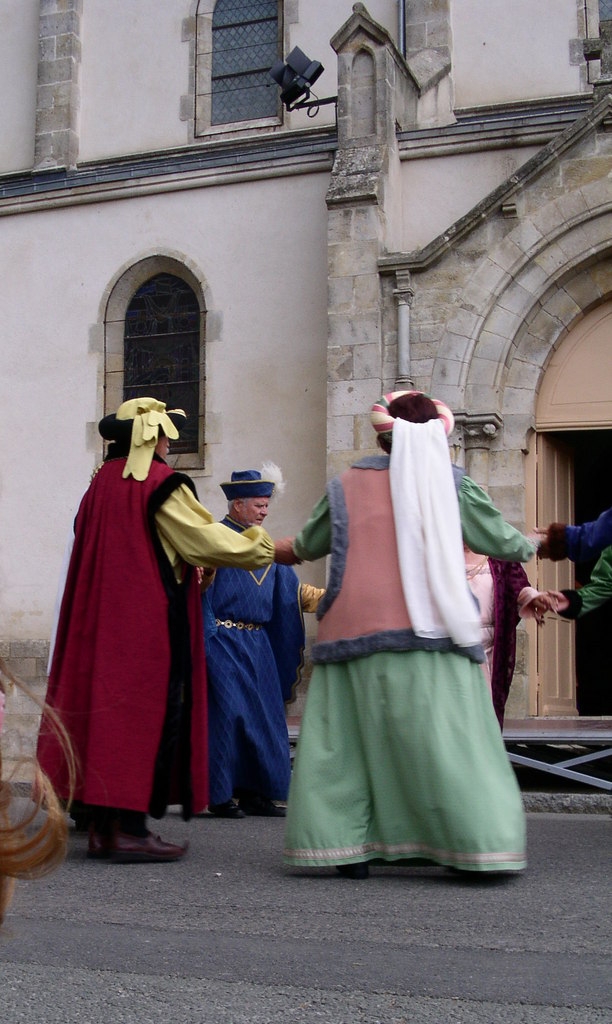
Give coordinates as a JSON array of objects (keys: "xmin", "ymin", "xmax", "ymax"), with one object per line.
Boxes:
[{"xmin": 203, "ymin": 516, "xmax": 305, "ymax": 805}]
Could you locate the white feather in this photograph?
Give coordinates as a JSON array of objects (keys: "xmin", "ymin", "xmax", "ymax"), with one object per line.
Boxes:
[{"xmin": 261, "ymin": 460, "xmax": 286, "ymax": 497}]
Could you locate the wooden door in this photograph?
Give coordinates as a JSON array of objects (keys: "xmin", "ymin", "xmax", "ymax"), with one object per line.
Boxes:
[{"xmin": 535, "ymin": 434, "xmax": 577, "ymax": 716}]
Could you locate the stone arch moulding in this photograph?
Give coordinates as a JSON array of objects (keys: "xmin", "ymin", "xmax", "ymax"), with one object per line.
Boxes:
[
  {"xmin": 429, "ymin": 183, "xmax": 612, "ymax": 451},
  {"xmin": 101, "ymin": 251, "xmax": 212, "ymax": 469}
]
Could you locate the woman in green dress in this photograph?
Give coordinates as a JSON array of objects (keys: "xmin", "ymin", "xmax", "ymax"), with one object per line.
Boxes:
[{"xmin": 283, "ymin": 391, "xmax": 536, "ymax": 879}]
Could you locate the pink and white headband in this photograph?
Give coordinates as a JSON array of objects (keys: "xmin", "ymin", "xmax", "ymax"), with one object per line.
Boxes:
[{"xmin": 370, "ymin": 390, "xmax": 455, "ymax": 438}]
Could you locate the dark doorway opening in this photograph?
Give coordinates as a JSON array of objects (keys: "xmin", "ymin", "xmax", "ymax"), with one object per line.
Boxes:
[{"xmin": 559, "ymin": 429, "xmax": 612, "ymax": 715}]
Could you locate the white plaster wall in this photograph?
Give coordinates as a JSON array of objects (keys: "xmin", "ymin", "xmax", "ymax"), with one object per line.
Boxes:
[
  {"xmin": 79, "ymin": 0, "xmax": 192, "ymax": 161},
  {"xmin": 451, "ymin": 0, "xmax": 582, "ymax": 108},
  {"xmin": 78, "ymin": 1, "xmax": 401, "ymax": 157},
  {"xmin": 400, "ymin": 145, "xmax": 540, "ymax": 250},
  {"xmin": 0, "ymin": 0, "xmax": 38, "ymax": 173},
  {"xmin": 0, "ymin": 171, "xmax": 329, "ymax": 642}
]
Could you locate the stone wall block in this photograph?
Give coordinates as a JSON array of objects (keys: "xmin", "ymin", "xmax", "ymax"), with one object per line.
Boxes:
[
  {"xmin": 557, "ymin": 222, "xmax": 598, "ymax": 263},
  {"xmin": 489, "ymin": 447, "xmax": 526, "ymax": 485},
  {"xmin": 562, "ymin": 156, "xmax": 612, "ymax": 191},
  {"xmin": 573, "ymin": 211, "xmax": 612, "ymax": 252},
  {"xmin": 56, "ymin": 33, "xmax": 81, "ymax": 61},
  {"xmin": 354, "ymin": 412, "xmax": 379, "ymax": 451},
  {"xmin": 486, "ymin": 483, "xmax": 527, "ymax": 529},
  {"xmin": 490, "ymin": 236, "xmax": 528, "ymax": 276},
  {"xmin": 481, "ymin": 302, "xmax": 523, "ymax": 341},
  {"xmin": 328, "ymin": 208, "xmax": 355, "ymax": 245},
  {"xmin": 534, "ymin": 242, "xmax": 571, "ymax": 277},
  {"xmin": 507, "ymin": 218, "xmax": 545, "ymax": 258},
  {"xmin": 469, "ymin": 256, "xmax": 509, "ymax": 299},
  {"xmin": 328, "ymin": 277, "xmax": 355, "ymax": 313},
  {"xmin": 353, "ymin": 342, "xmax": 382, "ymax": 379},
  {"xmin": 353, "ymin": 272, "xmax": 381, "ymax": 310},
  {"xmin": 433, "ymin": 356, "xmax": 462, "ymax": 386},
  {"xmin": 497, "ymin": 280, "xmax": 537, "ymax": 320},
  {"xmin": 542, "ymin": 288, "xmax": 582, "ymax": 328},
  {"xmin": 501, "ymin": 412, "xmax": 535, "ymax": 451},
  {"xmin": 441, "ymin": 328, "xmax": 472, "ymax": 363},
  {"xmin": 39, "ymin": 35, "xmax": 56, "ymax": 61},
  {"xmin": 562, "ymin": 269, "xmax": 604, "ymax": 309},
  {"xmin": 520, "ymin": 329, "xmax": 554, "ymax": 365},
  {"xmin": 531, "ymin": 198, "xmax": 573, "ymax": 240},
  {"xmin": 327, "ymin": 451, "xmax": 360, "ymax": 479},
  {"xmin": 327, "ymin": 414, "xmax": 355, "ymax": 451},
  {"xmin": 446, "ymin": 304, "xmax": 483, "ymax": 341},
  {"xmin": 501, "ymin": 385, "xmax": 538, "ymax": 417},
  {"xmin": 40, "ymin": 13, "xmax": 80, "ymax": 39},
  {"xmin": 580, "ymin": 177, "xmax": 612, "ymax": 210},
  {"xmin": 463, "ymin": 383, "xmax": 501, "ymax": 414},
  {"xmin": 468, "ymin": 355, "xmax": 499, "ymax": 385},
  {"xmin": 329, "ymin": 378, "xmax": 384, "ymax": 417},
  {"xmin": 505, "ymin": 355, "xmax": 541, "ymax": 390},
  {"xmin": 590, "ymin": 259, "xmax": 612, "ymax": 292},
  {"xmin": 328, "ymin": 239, "xmax": 380, "ymax": 278},
  {"xmin": 39, "ymin": 57, "xmax": 76, "ymax": 86},
  {"xmin": 328, "ymin": 344, "xmax": 354, "ymax": 381},
  {"xmin": 553, "ymin": 187, "xmax": 590, "ymax": 223},
  {"xmin": 352, "ymin": 205, "xmax": 384, "ymax": 242},
  {"xmin": 329, "ymin": 311, "xmax": 380, "ymax": 349},
  {"xmin": 409, "ymin": 359, "xmax": 435, "ymax": 383},
  {"xmin": 474, "ymin": 329, "xmax": 509, "ymax": 364},
  {"xmin": 516, "ymin": 259, "xmax": 549, "ymax": 299}
]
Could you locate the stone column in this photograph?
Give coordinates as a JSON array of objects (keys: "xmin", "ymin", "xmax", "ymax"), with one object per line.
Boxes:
[
  {"xmin": 35, "ymin": 0, "xmax": 83, "ymax": 169},
  {"xmin": 326, "ymin": 6, "xmax": 417, "ymax": 476},
  {"xmin": 394, "ymin": 270, "xmax": 415, "ymax": 388},
  {"xmin": 454, "ymin": 412, "xmax": 503, "ymax": 488}
]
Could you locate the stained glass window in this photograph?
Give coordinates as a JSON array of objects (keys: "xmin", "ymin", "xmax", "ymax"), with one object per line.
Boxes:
[
  {"xmin": 124, "ymin": 274, "xmax": 201, "ymax": 455},
  {"xmin": 601, "ymin": 0, "xmax": 612, "ymax": 21},
  {"xmin": 212, "ymin": 0, "xmax": 280, "ymax": 125}
]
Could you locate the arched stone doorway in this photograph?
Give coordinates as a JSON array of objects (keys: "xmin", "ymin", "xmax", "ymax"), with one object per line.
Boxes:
[{"xmin": 534, "ymin": 301, "xmax": 612, "ymax": 716}]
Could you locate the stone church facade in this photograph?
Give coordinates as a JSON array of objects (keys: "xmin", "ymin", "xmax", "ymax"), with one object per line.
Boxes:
[{"xmin": 2, "ymin": 0, "xmax": 611, "ymax": 762}]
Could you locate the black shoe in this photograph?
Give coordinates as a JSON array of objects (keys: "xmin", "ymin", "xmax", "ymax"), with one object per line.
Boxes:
[
  {"xmin": 336, "ymin": 862, "xmax": 369, "ymax": 879},
  {"xmin": 208, "ymin": 800, "xmax": 245, "ymax": 819},
  {"xmin": 238, "ymin": 794, "xmax": 286, "ymax": 817}
]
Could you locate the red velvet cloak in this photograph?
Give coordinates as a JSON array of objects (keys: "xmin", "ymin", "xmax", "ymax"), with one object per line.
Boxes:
[{"xmin": 37, "ymin": 457, "xmax": 208, "ymax": 818}]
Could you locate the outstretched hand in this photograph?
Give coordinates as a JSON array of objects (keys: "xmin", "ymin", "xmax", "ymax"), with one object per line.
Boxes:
[
  {"xmin": 545, "ymin": 590, "xmax": 570, "ymax": 614},
  {"xmin": 274, "ymin": 537, "xmax": 301, "ymax": 565}
]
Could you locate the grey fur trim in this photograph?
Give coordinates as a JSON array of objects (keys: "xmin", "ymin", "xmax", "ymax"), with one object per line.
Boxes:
[
  {"xmin": 312, "ymin": 629, "xmax": 485, "ymax": 665},
  {"xmin": 352, "ymin": 454, "xmax": 390, "ymax": 470},
  {"xmin": 315, "ymin": 476, "xmax": 349, "ymax": 621}
]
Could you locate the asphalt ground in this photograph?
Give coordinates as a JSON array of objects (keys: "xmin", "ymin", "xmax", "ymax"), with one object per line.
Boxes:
[{"xmin": 1, "ymin": 807, "xmax": 610, "ymax": 1024}]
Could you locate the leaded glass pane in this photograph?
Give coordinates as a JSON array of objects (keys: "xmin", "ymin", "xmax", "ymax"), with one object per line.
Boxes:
[
  {"xmin": 211, "ymin": 0, "xmax": 280, "ymax": 125},
  {"xmin": 124, "ymin": 274, "xmax": 201, "ymax": 455},
  {"xmin": 601, "ymin": 1, "xmax": 612, "ymax": 22}
]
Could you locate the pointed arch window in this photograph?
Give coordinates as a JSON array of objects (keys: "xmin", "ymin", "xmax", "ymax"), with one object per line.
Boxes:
[
  {"xmin": 211, "ymin": 0, "xmax": 281, "ymax": 125},
  {"xmin": 124, "ymin": 274, "xmax": 201, "ymax": 455}
]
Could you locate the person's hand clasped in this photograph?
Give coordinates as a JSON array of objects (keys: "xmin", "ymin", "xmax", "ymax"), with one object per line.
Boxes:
[{"xmin": 274, "ymin": 537, "xmax": 301, "ymax": 565}]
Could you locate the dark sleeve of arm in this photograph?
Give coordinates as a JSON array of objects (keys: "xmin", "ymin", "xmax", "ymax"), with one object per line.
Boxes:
[{"xmin": 565, "ymin": 507, "xmax": 612, "ymax": 563}]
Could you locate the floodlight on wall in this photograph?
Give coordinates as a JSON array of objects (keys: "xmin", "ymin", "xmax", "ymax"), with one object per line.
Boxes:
[{"xmin": 269, "ymin": 46, "xmax": 335, "ymax": 115}]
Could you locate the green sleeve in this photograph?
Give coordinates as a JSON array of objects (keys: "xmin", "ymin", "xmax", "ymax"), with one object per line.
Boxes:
[
  {"xmin": 458, "ymin": 474, "xmax": 537, "ymax": 563},
  {"xmin": 293, "ymin": 493, "xmax": 332, "ymax": 562},
  {"xmin": 574, "ymin": 547, "xmax": 612, "ymax": 618}
]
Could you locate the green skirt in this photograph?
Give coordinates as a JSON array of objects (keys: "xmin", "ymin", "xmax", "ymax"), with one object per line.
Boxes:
[{"xmin": 284, "ymin": 649, "xmax": 526, "ymax": 873}]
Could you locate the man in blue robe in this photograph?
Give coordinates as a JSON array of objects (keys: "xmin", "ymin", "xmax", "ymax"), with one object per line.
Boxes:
[{"xmin": 202, "ymin": 469, "xmax": 323, "ymax": 818}]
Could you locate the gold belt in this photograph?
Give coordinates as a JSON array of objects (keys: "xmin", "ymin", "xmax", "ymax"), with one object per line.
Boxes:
[{"xmin": 215, "ymin": 619, "xmax": 262, "ymax": 631}]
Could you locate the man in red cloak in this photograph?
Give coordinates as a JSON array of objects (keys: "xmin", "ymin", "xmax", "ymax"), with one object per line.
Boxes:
[{"xmin": 37, "ymin": 398, "xmax": 282, "ymax": 863}]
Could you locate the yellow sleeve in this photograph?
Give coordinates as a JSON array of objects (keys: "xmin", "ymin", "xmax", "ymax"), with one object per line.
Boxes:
[
  {"xmin": 154, "ymin": 484, "xmax": 275, "ymax": 575},
  {"xmin": 299, "ymin": 583, "xmax": 326, "ymax": 612}
]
